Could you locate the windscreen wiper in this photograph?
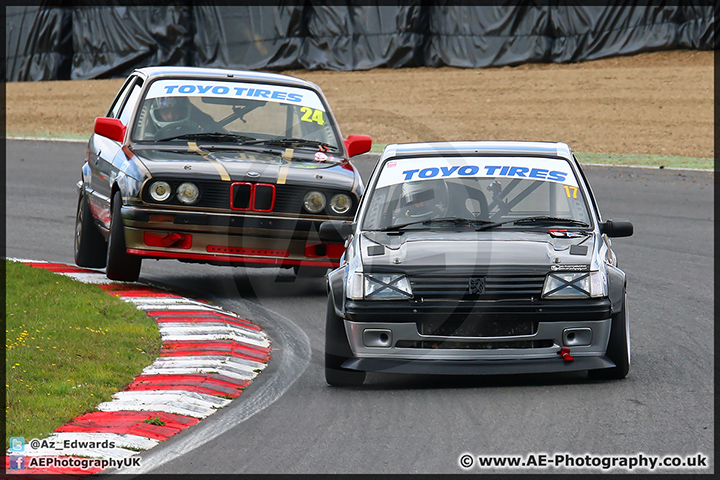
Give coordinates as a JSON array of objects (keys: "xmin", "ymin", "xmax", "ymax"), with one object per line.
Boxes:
[
  {"xmin": 377, "ymin": 217, "xmax": 494, "ymax": 233},
  {"xmin": 426, "ymin": 217, "xmax": 495, "ymax": 227},
  {"xmin": 477, "ymin": 216, "xmax": 590, "ymax": 231},
  {"xmin": 375, "ymin": 220, "xmax": 427, "ymax": 232},
  {"xmin": 513, "ymin": 216, "xmax": 590, "ymax": 227},
  {"xmin": 247, "ymin": 138, "xmax": 338, "ymax": 151},
  {"xmin": 157, "ymin": 132, "xmax": 257, "ymax": 143}
]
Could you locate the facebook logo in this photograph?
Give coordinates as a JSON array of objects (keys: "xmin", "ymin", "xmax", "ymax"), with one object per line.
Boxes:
[{"xmin": 9, "ymin": 456, "xmax": 25, "ymax": 470}]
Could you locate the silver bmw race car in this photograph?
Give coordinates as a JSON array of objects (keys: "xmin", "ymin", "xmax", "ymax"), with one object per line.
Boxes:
[
  {"xmin": 74, "ymin": 66, "xmax": 371, "ymax": 281},
  {"xmin": 320, "ymin": 141, "xmax": 633, "ymax": 386}
]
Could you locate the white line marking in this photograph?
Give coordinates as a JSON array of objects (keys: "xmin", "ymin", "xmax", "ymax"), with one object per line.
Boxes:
[
  {"xmin": 580, "ymin": 162, "xmax": 713, "ymax": 172},
  {"xmin": 7, "ymin": 136, "xmax": 87, "ymax": 143}
]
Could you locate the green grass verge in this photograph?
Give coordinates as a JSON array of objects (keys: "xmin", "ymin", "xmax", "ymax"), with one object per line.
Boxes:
[
  {"xmin": 368, "ymin": 143, "xmax": 713, "ymax": 170},
  {"xmin": 5, "ymin": 260, "xmax": 161, "ymax": 446},
  {"xmin": 7, "ymin": 130, "xmax": 88, "ymax": 141},
  {"xmin": 574, "ymin": 152, "xmax": 713, "ymax": 170}
]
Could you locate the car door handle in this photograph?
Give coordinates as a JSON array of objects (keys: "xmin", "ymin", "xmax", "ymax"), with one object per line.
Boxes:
[{"xmin": 93, "ymin": 150, "xmax": 101, "ymax": 164}]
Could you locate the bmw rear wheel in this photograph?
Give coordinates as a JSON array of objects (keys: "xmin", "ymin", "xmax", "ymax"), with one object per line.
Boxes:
[
  {"xmin": 106, "ymin": 191, "xmax": 141, "ymax": 282},
  {"xmin": 74, "ymin": 190, "xmax": 107, "ymax": 268}
]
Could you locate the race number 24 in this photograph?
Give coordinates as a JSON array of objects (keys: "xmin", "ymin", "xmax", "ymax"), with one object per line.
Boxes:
[{"xmin": 300, "ymin": 107, "xmax": 325, "ymax": 125}]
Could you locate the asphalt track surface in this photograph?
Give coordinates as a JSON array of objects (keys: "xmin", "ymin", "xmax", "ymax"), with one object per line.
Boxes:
[{"xmin": 5, "ymin": 139, "xmax": 714, "ymax": 474}]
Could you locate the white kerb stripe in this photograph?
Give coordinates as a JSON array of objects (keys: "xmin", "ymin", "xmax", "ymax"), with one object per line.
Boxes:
[
  {"xmin": 110, "ymin": 390, "xmax": 232, "ymax": 408},
  {"xmin": 56, "ymin": 272, "xmax": 124, "ymax": 284},
  {"xmin": 140, "ymin": 365, "xmax": 257, "ymax": 382},
  {"xmin": 158, "ymin": 323, "xmax": 268, "ymax": 344},
  {"xmin": 159, "ymin": 333, "xmax": 268, "ymax": 349},
  {"xmin": 96, "ymin": 400, "xmax": 216, "ymax": 419},
  {"xmin": 151, "ymin": 355, "xmax": 266, "ymax": 371}
]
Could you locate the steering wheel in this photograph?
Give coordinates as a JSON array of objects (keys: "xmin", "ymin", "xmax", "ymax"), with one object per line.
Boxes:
[{"xmin": 155, "ymin": 121, "xmax": 201, "ymax": 141}]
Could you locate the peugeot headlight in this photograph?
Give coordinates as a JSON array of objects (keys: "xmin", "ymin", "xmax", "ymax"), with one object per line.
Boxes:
[
  {"xmin": 149, "ymin": 181, "xmax": 172, "ymax": 202},
  {"xmin": 346, "ymin": 270, "xmax": 364, "ymax": 300},
  {"xmin": 303, "ymin": 191, "xmax": 326, "ymax": 213},
  {"xmin": 542, "ymin": 270, "xmax": 607, "ymax": 299},
  {"xmin": 364, "ymin": 274, "xmax": 413, "ymax": 300},
  {"xmin": 330, "ymin": 194, "xmax": 352, "ymax": 214},
  {"xmin": 176, "ymin": 182, "xmax": 199, "ymax": 205}
]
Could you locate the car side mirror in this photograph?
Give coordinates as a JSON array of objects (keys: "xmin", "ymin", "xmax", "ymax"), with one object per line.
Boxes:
[
  {"xmin": 319, "ymin": 220, "xmax": 354, "ymax": 242},
  {"xmin": 344, "ymin": 134, "xmax": 372, "ymax": 157},
  {"xmin": 600, "ymin": 219, "xmax": 634, "ymax": 237},
  {"xmin": 94, "ymin": 117, "xmax": 126, "ymax": 143}
]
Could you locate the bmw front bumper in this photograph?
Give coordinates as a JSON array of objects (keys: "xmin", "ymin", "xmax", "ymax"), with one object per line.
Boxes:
[{"xmin": 121, "ymin": 205, "xmax": 345, "ymax": 267}]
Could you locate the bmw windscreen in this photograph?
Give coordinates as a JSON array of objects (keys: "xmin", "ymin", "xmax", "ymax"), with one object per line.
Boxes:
[
  {"xmin": 131, "ymin": 79, "xmax": 342, "ymax": 155},
  {"xmin": 361, "ymin": 156, "xmax": 593, "ymax": 230}
]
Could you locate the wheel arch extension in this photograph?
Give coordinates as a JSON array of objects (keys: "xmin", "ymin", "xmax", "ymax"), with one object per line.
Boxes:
[
  {"xmin": 327, "ymin": 266, "xmax": 346, "ymax": 317},
  {"xmin": 606, "ymin": 264, "xmax": 627, "ymax": 314},
  {"xmin": 110, "ymin": 172, "xmax": 131, "ymax": 208}
]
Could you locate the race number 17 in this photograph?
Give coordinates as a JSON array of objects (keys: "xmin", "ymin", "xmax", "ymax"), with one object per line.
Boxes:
[{"xmin": 563, "ymin": 185, "xmax": 578, "ymax": 198}]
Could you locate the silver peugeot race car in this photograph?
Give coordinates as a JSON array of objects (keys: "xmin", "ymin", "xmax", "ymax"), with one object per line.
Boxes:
[{"xmin": 319, "ymin": 141, "xmax": 633, "ymax": 386}]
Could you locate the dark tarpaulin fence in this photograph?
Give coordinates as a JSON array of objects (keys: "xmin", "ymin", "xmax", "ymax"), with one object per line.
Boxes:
[
  {"xmin": 548, "ymin": 4, "xmax": 682, "ymax": 63},
  {"xmin": 4, "ymin": 3, "xmax": 716, "ymax": 82},
  {"xmin": 299, "ymin": 2, "xmax": 426, "ymax": 70},
  {"xmin": 71, "ymin": 5, "xmax": 192, "ymax": 80},
  {"xmin": 191, "ymin": 5, "xmax": 305, "ymax": 71},
  {"xmin": 5, "ymin": 5, "xmax": 72, "ymax": 82},
  {"xmin": 424, "ymin": 4, "xmax": 554, "ymax": 68},
  {"xmin": 678, "ymin": 2, "xmax": 716, "ymax": 48}
]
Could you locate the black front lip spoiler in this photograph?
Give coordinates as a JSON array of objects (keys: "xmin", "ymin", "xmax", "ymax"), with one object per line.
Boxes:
[
  {"xmin": 345, "ymin": 298, "xmax": 612, "ymax": 322},
  {"xmin": 341, "ymin": 356, "xmax": 615, "ymax": 376}
]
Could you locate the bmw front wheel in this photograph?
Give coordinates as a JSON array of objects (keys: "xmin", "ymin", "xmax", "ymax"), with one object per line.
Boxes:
[{"xmin": 74, "ymin": 190, "xmax": 107, "ymax": 268}]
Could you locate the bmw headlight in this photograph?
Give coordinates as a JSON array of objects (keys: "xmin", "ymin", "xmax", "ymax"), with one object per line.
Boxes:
[
  {"xmin": 303, "ymin": 191, "xmax": 326, "ymax": 213},
  {"xmin": 149, "ymin": 181, "xmax": 171, "ymax": 202},
  {"xmin": 542, "ymin": 271, "xmax": 607, "ymax": 298},
  {"xmin": 330, "ymin": 194, "xmax": 352, "ymax": 214},
  {"xmin": 176, "ymin": 182, "xmax": 199, "ymax": 205},
  {"xmin": 364, "ymin": 274, "xmax": 413, "ymax": 300}
]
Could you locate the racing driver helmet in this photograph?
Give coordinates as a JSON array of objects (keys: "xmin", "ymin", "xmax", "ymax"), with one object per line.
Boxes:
[
  {"xmin": 150, "ymin": 97, "xmax": 191, "ymax": 128},
  {"xmin": 400, "ymin": 180, "xmax": 447, "ymax": 219}
]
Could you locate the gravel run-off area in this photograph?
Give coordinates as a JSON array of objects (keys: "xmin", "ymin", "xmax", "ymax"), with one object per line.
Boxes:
[{"xmin": 5, "ymin": 49, "xmax": 713, "ymax": 159}]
